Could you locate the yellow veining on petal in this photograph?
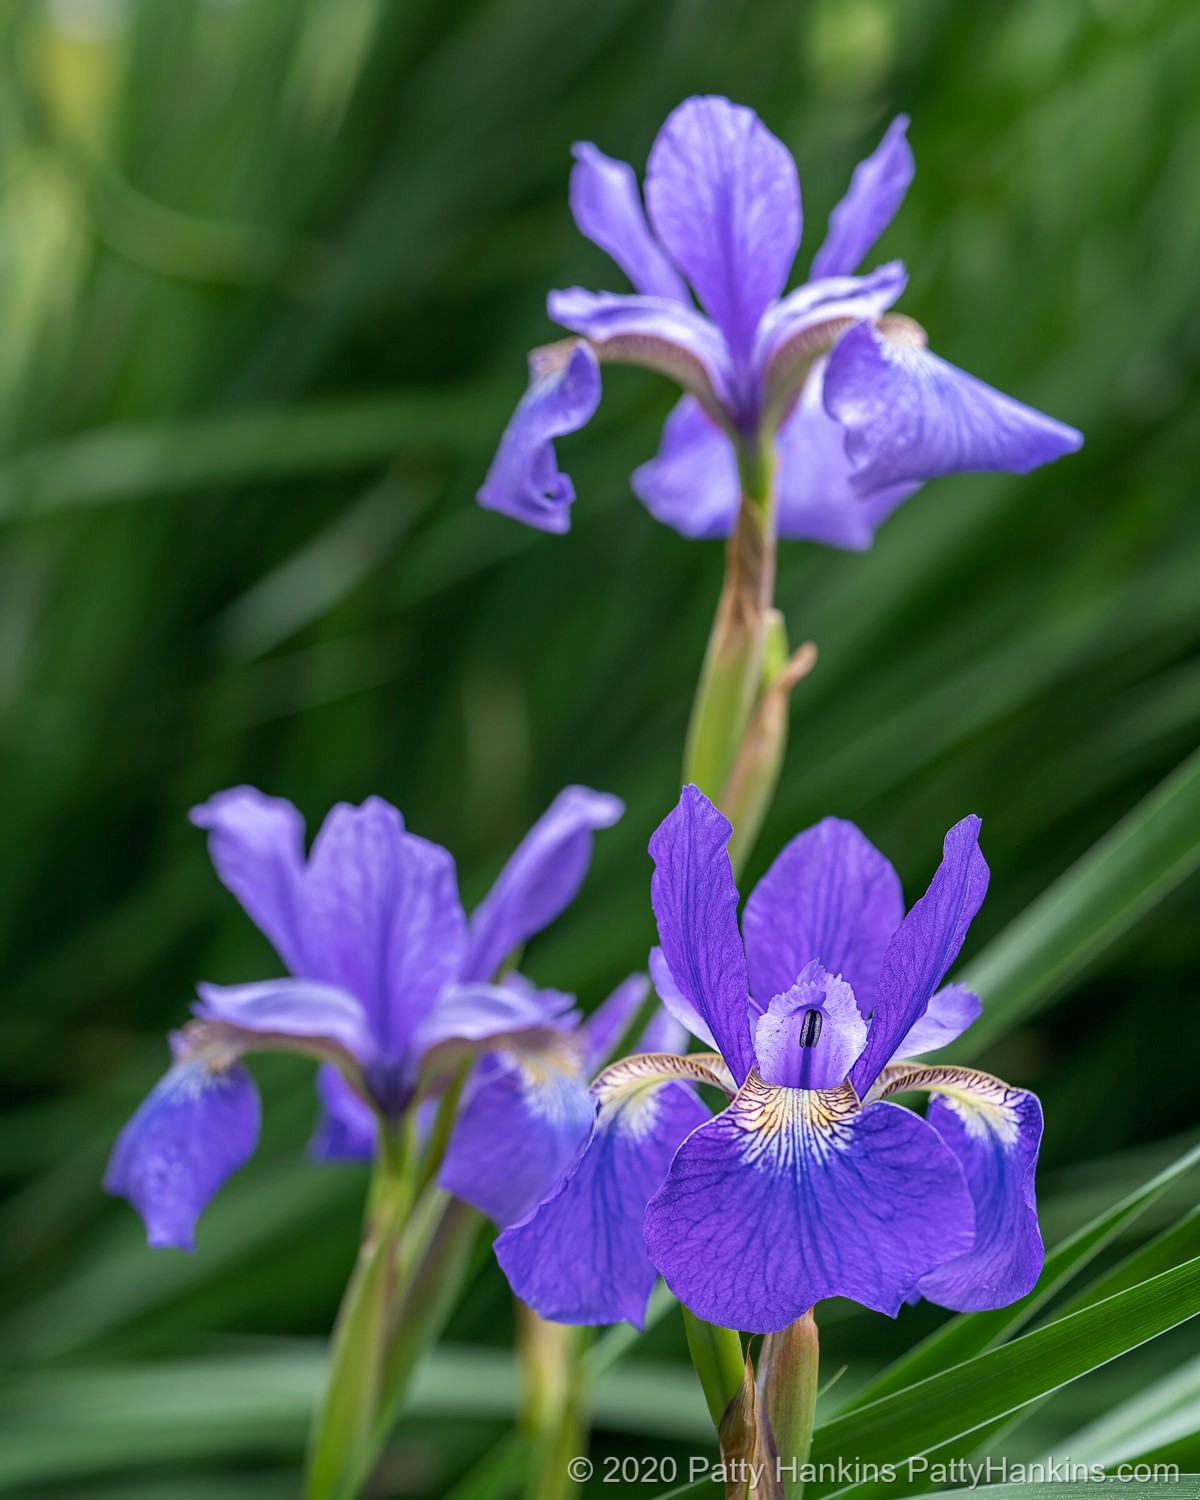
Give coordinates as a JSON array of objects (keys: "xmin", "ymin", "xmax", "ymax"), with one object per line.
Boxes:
[
  {"xmin": 732, "ymin": 1070, "xmax": 860, "ymax": 1173},
  {"xmin": 590, "ymin": 1050, "xmax": 733, "ymax": 1141},
  {"xmin": 869, "ymin": 1061, "xmax": 1022, "ymax": 1145}
]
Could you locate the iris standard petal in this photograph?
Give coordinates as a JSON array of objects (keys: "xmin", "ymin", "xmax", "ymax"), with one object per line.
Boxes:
[
  {"xmin": 104, "ymin": 1048, "xmax": 261, "ymax": 1251},
  {"xmin": 774, "ymin": 364, "xmax": 920, "ymax": 549},
  {"xmin": 631, "ymin": 396, "xmax": 740, "ymax": 539},
  {"xmin": 546, "ymin": 288, "xmax": 734, "ymax": 417},
  {"xmin": 439, "ymin": 1034, "xmax": 594, "ymax": 1226},
  {"xmin": 742, "ymin": 816, "xmax": 904, "ymax": 1016},
  {"xmin": 872, "ymin": 1062, "xmax": 1043, "ymax": 1311},
  {"xmin": 477, "ymin": 342, "xmax": 602, "ymax": 534},
  {"xmin": 190, "ymin": 787, "xmax": 308, "ymax": 974},
  {"xmin": 305, "ymin": 802, "xmax": 468, "ymax": 1056},
  {"xmin": 810, "ymin": 116, "xmax": 914, "ymax": 281},
  {"xmin": 644, "ymin": 96, "xmax": 801, "ymax": 364},
  {"xmin": 895, "ymin": 982, "xmax": 982, "ymax": 1057},
  {"xmin": 463, "ymin": 785, "xmax": 623, "ymax": 983},
  {"xmin": 643, "ymin": 1072, "xmax": 975, "ymax": 1332},
  {"xmin": 649, "ymin": 786, "xmax": 756, "ymax": 1084},
  {"xmin": 193, "ymin": 978, "xmax": 378, "ymax": 1069},
  {"xmin": 569, "ymin": 143, "xmax": 689, "ymax": 302},
  {"xmin": 310, "ymin": 1063, "xmax": 378, "ymax": 1161},
  {"xmin": 649, "ymin": 946, "xmax": 719, "ymax": 1050},
  {"xmin": 495, "ymin": 1056, "xmax": 715, "ymax": 1327},
  {"xmin": 825, "ymin": 323, "xmax": 1084, "ymax": 495},
  {"xmin": 851, "ymin": 816, "xmax": 989, "ymax": 1096}
]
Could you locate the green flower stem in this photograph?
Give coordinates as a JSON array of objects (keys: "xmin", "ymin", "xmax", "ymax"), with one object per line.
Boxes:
[
  {"xmin": 303, "ymin": 1118, "xmax": 418, "ymax": 1500},
  {"xmin": 760, "ymin": 1310, "xmax": 819, "ymax": 1500},
  {"xmin": 516, "ymin": 1307, "xmax": 588, "ymax": 1500},
  {"xmin": 683, "ymin": 1307, "xmax": 746, "ymax": 1428},
  {"xmin": 683, "ymin": 442, "xmax": 778, "ymax": 801}
]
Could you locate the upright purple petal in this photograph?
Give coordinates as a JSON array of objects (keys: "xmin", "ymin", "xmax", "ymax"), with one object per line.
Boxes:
[
  {"xmin": 569, "ymin": 143, "xmax": 689, "ymax": 302},
  {"xmin": 631, "ymin": 396, "xmax": 740, "ymax": 539},
  {"xmin": 477, "ymin": 342, "xmax": 601, "ymax": 534},
  {"xmin": 649, "ymin": 946, "xmax": 718, "ymax": 1051},
  {"xmin": 810, "ymin": 116, "xmax": 914, "ymax": 281},
  {"xmin": 496, "ymin": 1076, "xmax": 709, "ymax": 1327},
  {"xmin": 742, "ymin": 817, "xmax": 904, "ymax": 1016},
  {"xmin": 190, "ymin": 788, "xmax": 308, "ymax": 974},
  {"xmin": 896, "ymin": 983, "xmax": 982, "ymax": 1058},
  {"xmin": 906, "ymin": 1074, "xmax": 1044, "ymax": 1311},
  {"xmin": 645, "ymin": 96, "xmax": 801, "ymax": 364},
  {"xmin": 440, "ymin": 1035, "xmax": 594, "ymax": 1226},
  {"xmin": 310, "ymin": 1064, "xmax": 378, "ymax": 1161},
  {"xmin": 851, "ymin": 817, "xmax": 989, "ymax": 1096},
  {"xmin": 304, "ymin": 802, "xmax": 467, "ymax": 1057},
  {"xmin": 105, "ymin": 1047, "xmax": 261, "ymax": 1251},
  {"xmin": 649, "ymin": 787, "xmax": 756, "ymax": 1084},
  {"xmin": 463, "ymin": 786, "xmax": 623, "ymax": 984},
  {"xmin": 644, "ymin": 1075, "xmax": 974, "ymax": 1331},
  {"xmin": 773, "ymin": 364, "xmax": 920, "ymax": 549},
  {"xmin": 192, "ymin": 979, "xmax": 378, "ymax": 1069},
  {"xmin": 825, "ymin": 323, "xmax": 1083, "ymax": 495},
  {"xmin": 546, "ymin": 288, "xmax": 734, "ymax": 414}
]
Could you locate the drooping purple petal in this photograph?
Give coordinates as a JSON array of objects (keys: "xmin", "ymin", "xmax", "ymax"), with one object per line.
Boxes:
[
  {"xmin": 644, "ymin": 96, "xmax": 801, "ymax": 364},
  {"xmin": 636, "ymin": 1006, "xmax": 688, "ymax": 1058},
  {"xmin": 477, "ymin": 342, "xmax": 601, "ymax": 534},
  {"xmin": 105, "ymin": 1047, "xmax": 261, "ymax": 1251},
  {"xmin": 440, "ymin": 1035, "xmax": 594, "ymax": 1226},
  {"xmin": 412, "ymin": 979, "xmax": 576, "ymax": 1062},
  {"xmin": 742, "ymin": 816, "xmax": 904, "ymax": 1016},
  {"xmin": 496, "ymin": 1077, "xmax": 709, "ymax": 1327},
  {"xmin": 190, "ymin": 787, "xmax": 309, "ymax": 974},
  {"xmin": 810, "ymin": 116, "xmax": 914, "ymax": 281},
  {"xmin": 310, "ymin": 1063, "xmax": 378, "ymax": 1161},
  {"xmin": 917, "ymin": 1079, "xmax": 1044, "ymax": 1311},
  {"xmin": 193, "ymin": 979, "xmax": 378, "ymax": 1069},
  {"xmin": 546, "ymin": 288, "xmax": 734, "ymax": 414},
  {"xmin": 464, "ymin": 786, "xmax": 623, "ymax": 984},
  {"xmin": 649, "ymin": 787, "xmax": 755, "ymax": 1084},
  {"xmin": 582, "ymin": 973, "xmax": 651, "ymax": 1069},
  {"xmin": 825, "ymin": 323, "xmax": 1083, "ymax": 496},
  {"xmin": 643, "ymin": 1075, "xmax": 974, "ymax": 1332},
  {"xmin": 774, "ymin": 363, "xmax": 920, "ymax": 548},
  {"xmin": 569, "ymin": 143, "xmax": 689, "ymax": 302},
  {"xmin": 304, "ymin": 802, "xmax": 467, "ymax": 1057},
  {"xmin": 851, "ymin": 817, "xmax": 989, "ymax": 1096},
  {"xmin": 895, "ymin": 983, "xmax": 982, "ymax": 1057},
  {"xmin": 753, "ymin": 962, "xmax": 867, "ymax": 1090},
  {"xmin": 631, "ymin": 396, "xmax": 740, "ymax": 539},
  {"xmin": 649, "ymin": 946, "xmax": 718, "ymax": 1050}
]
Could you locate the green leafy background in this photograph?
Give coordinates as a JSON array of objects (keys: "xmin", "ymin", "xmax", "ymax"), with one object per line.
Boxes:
[{"xmin": 1, "ymin": 0, "xmax": 1198, "ymax": 1495}]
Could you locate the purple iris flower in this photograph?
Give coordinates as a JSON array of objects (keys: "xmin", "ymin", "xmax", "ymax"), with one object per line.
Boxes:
[
  {"xmin": 497, "ymin": 786, "xmax": 1043, "ymax": 1333},
  {"xmin": 478, "ymin": 97, "xmax": 1081, "ymax": 548},
  {"xmin": 105, "ymin": 785, "xmax": 623, "ymax": 1249}
]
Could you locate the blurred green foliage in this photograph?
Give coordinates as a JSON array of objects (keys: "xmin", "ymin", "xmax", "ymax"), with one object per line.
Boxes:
[{"xmin": 1, "ymin": 0, "xmax": 1198, "ymax": 1494}]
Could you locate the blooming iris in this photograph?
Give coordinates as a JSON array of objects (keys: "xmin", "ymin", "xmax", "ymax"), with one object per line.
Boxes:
[
  {"xmin": 497, "ymin": 786, "xmax": 1043, "ymax": 1333},
  {"xmin": 105, "ymin": 784, "xmax": 625, "ymax": 1247},
  {"xmin": 478, "ymin": 97, "xmax": 1081, "ymax": 548}
]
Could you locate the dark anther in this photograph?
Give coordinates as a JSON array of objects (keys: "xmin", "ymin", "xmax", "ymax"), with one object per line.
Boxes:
[{"xmin": 798, "ymin": 1009, "xmax": 823, "ymax": 1049}]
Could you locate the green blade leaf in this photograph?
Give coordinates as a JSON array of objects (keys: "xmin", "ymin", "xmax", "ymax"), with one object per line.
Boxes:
[
  {"xmin": 956, "ymin": 747, "xmax": 1200, "ymax": 1054},
  {"xmin": 845, "ymin": 1139, "xmax": 1200, "ymax": 1409}
]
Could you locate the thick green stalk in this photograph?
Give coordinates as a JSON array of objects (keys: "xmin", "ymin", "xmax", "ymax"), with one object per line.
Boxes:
[
  {"xmin": 303, "ymin": 1120, "xmax": 417, "ymax": 1500},
  {"xmin": 760, "ymin": 1310, "xmax": 819, "ymax": 1500},
  {"xmin": 683, "ymin": 1307, "xmax": 745, "ymax": 1427},
  {"xmin": 683, "ymin": 442, "xmax": 778, "ymax": 800},
  {"xmin": 516, "ymin": 1307, "xmax": 588, "ymax": 1500}
]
